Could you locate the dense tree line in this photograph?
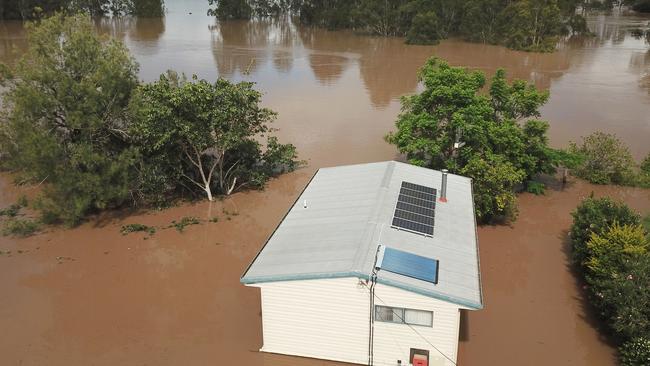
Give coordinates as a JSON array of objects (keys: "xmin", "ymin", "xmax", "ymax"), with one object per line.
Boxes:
[
  {"xmin": 0, "ymin": 0, "xmax": 164, "ymax": 20},
  {"xmin": 0, "ymin": 14, "xmax": 301, "ymax": 225},
  {"xmin": 209, "ymin": 0, "xmax": 592, "ymax": 51},
  {"xmin": 570, "ymin": 197, "xmax": 650, "ymax": 366}
]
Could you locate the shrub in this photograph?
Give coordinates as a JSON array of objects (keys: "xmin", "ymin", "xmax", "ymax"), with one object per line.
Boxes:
[
  {"xmin": 0, "ymin": 204, "xmax": 21, "ymax": 217},
  {"xmin": 2, "ymin": 218, "xmax": 40, "ymax": 237},
  {"xmin": 587, "ymin": 254, "xmax": 650, "ymax": 341},
  {"xmin": 620, "ymin": 338, "xmax": 650, "ymax": 366},
  {"xmin": 585, "ymin": 223, "xmax": 649, "ymax": 279},
  {"xmin": 526, "ymin": 181, "xmax": 546, "ymax": 195},
  {"xmin": 120, "ymin": 223, "xmax": 156, "ymax": 236},
  {"xmin": 571, "ymin": 198, "xmax": 650, "ymax": 346},
  {"xmin": 570, "ymin": 197, "xmax": 641, "ymax": 266},
  {"xmin": 569, "ymin": 132, "xmax": 637, "ymax": 185},
  {"xmin": 170, "ymin": 216, "xmax": 200, "ymax": 233}
]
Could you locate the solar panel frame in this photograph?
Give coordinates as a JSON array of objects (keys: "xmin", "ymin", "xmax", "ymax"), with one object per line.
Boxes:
[{"xmin": 391, "ymin": 181, "xmax": 436, "ymax": 237}]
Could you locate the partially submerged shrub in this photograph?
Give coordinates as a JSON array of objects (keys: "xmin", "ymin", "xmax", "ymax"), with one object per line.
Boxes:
[
  {"xmin": 170, "ymin": 216, "xmax": 200, "ymax": 233},
  {"xmin": 0, "ymin": 204, "xmax": 21, "ymax": 217},
  {"xmin": 2, "ymin": 218, "xmax": 40, "ymax": 237},
  {"xmin": 570, "ymin": 196, "xmax": 641, "ymax": 266},
  {"xmin": 526, "ymin": 181, "xmax": 546, "ymax": 195},
  {"xmin": 569, "ymin": 132, "xmax": 637, "ymax": 185},
  {"xmin": 120, "ymin": 223, "xmax": 156, "ymax": 236}
]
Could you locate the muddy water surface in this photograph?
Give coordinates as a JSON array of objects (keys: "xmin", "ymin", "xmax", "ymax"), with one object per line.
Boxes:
[{"xmin": 1, "ymin": 1, "xmax": 650, "ymax": 365}]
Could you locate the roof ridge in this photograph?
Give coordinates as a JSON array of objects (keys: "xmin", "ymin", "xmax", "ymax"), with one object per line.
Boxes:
[{"xmin": 350, "ymin": 161, "xmax": 395, "ymax": 275}]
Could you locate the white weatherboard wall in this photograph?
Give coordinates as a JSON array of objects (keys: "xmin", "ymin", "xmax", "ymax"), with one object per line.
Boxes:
[{"xmin": 251, "ymin": 277, "xmax": 461, "ymax": 366}]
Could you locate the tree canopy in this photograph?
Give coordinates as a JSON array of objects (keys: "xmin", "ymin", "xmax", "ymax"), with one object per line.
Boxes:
[
  {"xmin": 385, "ymin": 58, "xmax": 555, "ymax": 223},
  {"xmin": 130, "ymin": 72, "xmax": 300, "ymax": 202},
  {"xmin": 0, "ymin": 14, "xmax": 140, "ymax": 225},
  {"xmin": 0, "ymin": 14, "xmax": 301, "ymax": 225}
]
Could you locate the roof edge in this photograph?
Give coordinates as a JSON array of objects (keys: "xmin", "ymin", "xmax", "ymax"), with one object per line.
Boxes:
[
  {"xmin": 375, "ymin": 277, "xmax": 483, "ymax": 310},
  {"xmin": 239, "ymin": 168, "xmax": 320, "ymax": 281},
  {"xmin": 241, "ymin": 271, "xmax": 483, "ymax": 310},
  {"xmin": 241, "ymin": 271, "xmax": 364, "ymax": 285}
]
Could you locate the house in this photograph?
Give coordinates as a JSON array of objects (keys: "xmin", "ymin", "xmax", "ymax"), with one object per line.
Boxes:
[{"xmin": 241, "ymin": 161, "xmax": 483, "ymax": 366}]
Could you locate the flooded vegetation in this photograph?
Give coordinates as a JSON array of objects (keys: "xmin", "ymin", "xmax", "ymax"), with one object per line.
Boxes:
[{"xmin": 0, "ymin": 0, "xmax": 649, "ymax": 365}]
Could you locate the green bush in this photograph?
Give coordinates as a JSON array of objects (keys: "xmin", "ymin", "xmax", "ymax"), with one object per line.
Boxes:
[
  {"xmin": 0, "ymin": 204, "xmax": 21, "ymax": 217},
  {"xmin": 587, "ymin": 253, "xmax": 650, "ymax": 341},
  {"xmin": 570, "ymin": 196, "xmax": 641, "ymax": 266},
  {"xmin": 169, "ymin": 216, "xmax": 200, "ymax": 233},
  {"xmin": 2, "ymin": 218, "xmax": 40, "ymax": 237},
  {"xmin": 526, "ymin": 181, "xmax": 546, "ymax": 195},
  {"xmin": 585, "ymin": 223, "xmax": 649, "ymax": 279},
  {"xmin": 120, "ymin": 223, "xmax": 156, "ymax": 236},
  {"xmin": 569, "ymin": 132, "xmax": 637, "ymax": 185},
  {"xmin": 620, "ymin": 338, "xmax": 650, "ymax": 366},
  {"xmin": 571, "ymin": 197, "xmax": 650, "ymax": 360}
]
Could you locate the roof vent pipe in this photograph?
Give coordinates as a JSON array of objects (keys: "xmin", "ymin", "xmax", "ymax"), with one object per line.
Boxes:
[{"xmin": 439, "ymin": 169, "xmax": 448, "ymax": 203}]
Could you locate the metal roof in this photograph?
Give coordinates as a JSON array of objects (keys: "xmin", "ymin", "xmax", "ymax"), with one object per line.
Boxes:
[{"xmin": 240, "ymin": 161, "xmax": 483, "ymax": 310}]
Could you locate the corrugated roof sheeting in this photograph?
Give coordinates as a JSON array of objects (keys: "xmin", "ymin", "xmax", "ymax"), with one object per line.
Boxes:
[{"xmin": 241, "ymin": 161, "xmax": 483, "ymax": 310}]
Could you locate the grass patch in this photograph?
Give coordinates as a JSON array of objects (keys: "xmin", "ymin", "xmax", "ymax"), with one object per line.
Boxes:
[
  {"xmin": 2, "ymin": 218, "xmax": 40, "ymax": 237},
  {"xmin": 526, "ymin": 181, "xmax": 546, "ymax": 195},
  {"xmin": 169, "ymin": 216, "xmax": 200, "ymax": 233},
  {"xmin": 120, "ymin": 223, "xmax": 156, "ymax": 236}
]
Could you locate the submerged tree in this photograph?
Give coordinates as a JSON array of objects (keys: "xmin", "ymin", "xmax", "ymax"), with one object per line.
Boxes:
[
  {"xmin": 385, "ymin": 58, "xmax": 555, "ymax": 223},
  {"xmin": 0, "ymin": 0, "xmax": 165, "ymax": 19},
  {"xmin": 206, "ymin": 0, "xmax": 584, "ymax": 52},
  {"xmin": 130, "ymin": 72, "xmax": 301, "ymax": 201},
  {"xmin": 0, "ymin": 14, "xmax": 140, "ymax": 225}
]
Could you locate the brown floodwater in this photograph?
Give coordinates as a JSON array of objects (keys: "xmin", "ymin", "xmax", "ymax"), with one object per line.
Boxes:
[{"xmin": 1, "ymin": 1, "xmax": 650, "ymax": 365}]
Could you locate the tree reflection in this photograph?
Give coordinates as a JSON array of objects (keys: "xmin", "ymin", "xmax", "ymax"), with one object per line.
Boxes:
[
  {"xmin": 0, "ymin": 21, "xmax": 27, "ymax": 66},
  {"xmin": 211, "ymin": 19, "xmax": 274, "ymax": 77},
  {"xmin": 130, "ymin": 17, "xmax": 165, "ymax": 42}
]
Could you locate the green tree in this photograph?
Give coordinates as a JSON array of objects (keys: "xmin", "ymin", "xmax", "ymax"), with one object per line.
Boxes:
[
  {"xmin": 0, "ymin": 14, "xmax": 140, "ymax": 225},
  {"xmin": 499, "ymin": 0, "xmax": 563, "ymax": 52},
  {"xmin": 460, "ymin": 154, "xmax": 525, "ymax": 222},
  {"xmin": 460, "ymin": 0, "xmax": 508, "ymax": 44},
  {"xmin": 208, "ymin": 0, "xmax": 252, "ymax": 19},
  {"xmin": 385, "ymin": 58, "xmax": 554, "ymax": 222},
  {"xmin": 129, "ymin": 72, "xmax": 300, "ymax": 201}
]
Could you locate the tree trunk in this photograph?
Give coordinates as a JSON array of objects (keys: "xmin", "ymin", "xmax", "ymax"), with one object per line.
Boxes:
[{"xmin": 205, "ymin": 185, "xmax": 214, "ymax": 201}]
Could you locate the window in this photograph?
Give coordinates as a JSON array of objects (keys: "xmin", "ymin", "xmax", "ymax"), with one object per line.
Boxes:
[{"xmin": 375, "ymin": 305, "xmax": 433, "ymax": 327}]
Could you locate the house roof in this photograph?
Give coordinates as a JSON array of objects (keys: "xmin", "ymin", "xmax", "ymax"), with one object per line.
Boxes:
[{"xmin": 240, "ymin": 161, "xmax": 483, "ymax": 310}]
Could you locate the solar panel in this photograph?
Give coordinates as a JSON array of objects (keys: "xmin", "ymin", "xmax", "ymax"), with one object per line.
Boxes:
[
  {"xmin": 378, "ymin": 247, "xmax": 439, "ymax": 284},
  {"xmin": 391, "ymin": 181, "xmax": 436, "ymax": 236}
]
